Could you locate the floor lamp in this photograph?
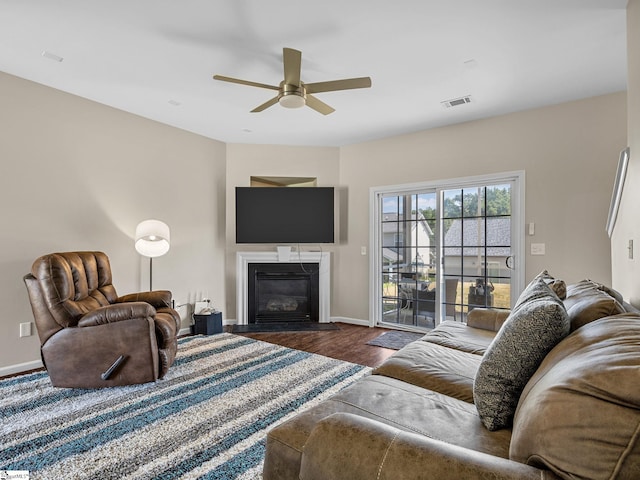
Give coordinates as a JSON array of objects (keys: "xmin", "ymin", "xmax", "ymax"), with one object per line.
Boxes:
[{"xmin": 135, "ymin": 219, "xmax": 170, "ymax": 291}]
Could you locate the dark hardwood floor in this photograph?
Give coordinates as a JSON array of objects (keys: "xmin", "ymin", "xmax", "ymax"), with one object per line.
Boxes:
[
  {"xmin": 0, "ymin": 323, "xmax": 395, "ymax": 380},
  {"xmin": 228, "ymin": 322, "xmax": 396, "ymax": 368}
]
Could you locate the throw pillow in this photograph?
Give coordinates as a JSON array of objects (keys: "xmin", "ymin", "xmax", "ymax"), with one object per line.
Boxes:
[
  {"xmin": 473, "ymin": 277, "xmax": 570, "ymax": 431},
  {"xmin": 535, "ymin": 269, "xmax": 567, "ymax": 300},
  {"xmin": 512, "ymin": 271, "xmax": 561, "ymax": 310}
]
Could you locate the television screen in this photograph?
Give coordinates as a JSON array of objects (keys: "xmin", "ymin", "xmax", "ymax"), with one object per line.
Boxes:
[{"xmin": 236, "ymin": 187, "xmax": 335, "ymax": 244}]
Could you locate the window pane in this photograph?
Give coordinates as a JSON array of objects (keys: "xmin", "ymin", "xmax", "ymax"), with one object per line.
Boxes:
[
  {"xmin": 443, "ymin": 190, "xmax": 462, "ymax": 219},
  {"xmin": 486, "ymin": 184, "xmax": 511, "ymax": 217},
  {"xmin": 382, "ymin": 196, "xmax": 400, "ymax": 215},
  {"xmin": 487, "ymin": 216, "xmax": 510, "ymax": 249},
  {"xmin": 490, "ymin": 277, "xmax": 511, "ymax": 309},
  {"xmin": 461, "ymin": 187, "xmax": 483, "ymax": 218},
  {"xmin": 442, "ymin": 248, "xmax": 462, "ymax": 276},
  {"xmin": 462, "ymin": 217, "xmax": 484, "ymax": 248},
  {"xmin": 443, "ymin": 220, "xmax": 462, "ymax": 247}
]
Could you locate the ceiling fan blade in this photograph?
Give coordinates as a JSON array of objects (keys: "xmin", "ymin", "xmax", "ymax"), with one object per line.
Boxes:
[
  {"xmin": 305, "ymin": 77, "xmax": 372, "ymax": 94},
  {"xmin": 251, "ymin": 96, "xmax": 279, "ymax": 113},
  {"xmin": 283, "ymin": 48, "xmax": 302, "ymax": 86},
  {"xmin": 213, "ymin": 75, "xmax": 279, "ymax": 91},
  {"xmin": 306, "ymin": 94, "xmax": 335, "ymax": 115}
]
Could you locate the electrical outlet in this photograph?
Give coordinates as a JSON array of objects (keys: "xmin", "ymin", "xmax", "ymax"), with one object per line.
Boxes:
[{"xmin": 19, "ymin": 322, "xmax": 32, "ymax": 337}]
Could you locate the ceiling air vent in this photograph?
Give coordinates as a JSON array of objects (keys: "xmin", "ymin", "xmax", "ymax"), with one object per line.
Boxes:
[{"xmin": 441, "ymin": 95, "xmax": 472, "ymax": 108}]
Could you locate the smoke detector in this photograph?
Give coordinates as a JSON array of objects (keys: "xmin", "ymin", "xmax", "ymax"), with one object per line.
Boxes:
[{"xmin": 441, "ymin": 95, "xmax": 472, "ymax": 108}]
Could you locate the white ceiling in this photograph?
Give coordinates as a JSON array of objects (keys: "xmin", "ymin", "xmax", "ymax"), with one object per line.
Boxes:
[{"xmin": 0, "ymin": 0, "xmax": 628, "ymax": 147}]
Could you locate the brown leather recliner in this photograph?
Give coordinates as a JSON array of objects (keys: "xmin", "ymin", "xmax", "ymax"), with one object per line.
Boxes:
[{"xmin": 23, "ymin": 251, "xmax": 180, "ymax": 388}]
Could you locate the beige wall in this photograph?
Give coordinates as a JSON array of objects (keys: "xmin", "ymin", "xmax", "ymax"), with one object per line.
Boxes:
[
  {"xmin": 612, "ymin": 0, "xmax": 640, "ymax": 306},
  {"xmin": 0, "ymin": 72, "xmax": 227, "ymax": 372},
  {"xmin": 337, "ymin": 93, "xmax": 627, "ymax": 321},
  {"xmin": 224, "ymin": 143, "xmax": 340, "ymax": 318}
]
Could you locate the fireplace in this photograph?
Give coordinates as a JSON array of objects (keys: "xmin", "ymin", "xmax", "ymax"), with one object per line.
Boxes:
[
  {"xmin": 248, "ymin": 263, "xmax": 319, "ymax": 323},
  {"xmin": 236, "ymin": 251, "xmax": 330, "ymax": 325}
]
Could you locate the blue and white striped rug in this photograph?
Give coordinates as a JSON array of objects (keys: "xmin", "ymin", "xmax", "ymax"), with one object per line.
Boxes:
[{"xmin": 0, "ymin": 334, "xmax": 370, "ymax": 479}]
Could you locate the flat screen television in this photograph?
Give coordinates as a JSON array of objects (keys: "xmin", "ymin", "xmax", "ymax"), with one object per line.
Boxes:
[{"xmin": 236, "ymin": 187, "xmax": 335, "ymax": 244}]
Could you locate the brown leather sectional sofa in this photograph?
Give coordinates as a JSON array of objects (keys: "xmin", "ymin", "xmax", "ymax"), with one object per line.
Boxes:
[{"xmin": 263, "ymin": 275, "xmax": 640, "ymax": 479}]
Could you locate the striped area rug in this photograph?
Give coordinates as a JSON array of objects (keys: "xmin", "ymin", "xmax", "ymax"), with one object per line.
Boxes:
[{"xmin": 0, "ymin": 334, "xmax": 370, "ymax": 479}]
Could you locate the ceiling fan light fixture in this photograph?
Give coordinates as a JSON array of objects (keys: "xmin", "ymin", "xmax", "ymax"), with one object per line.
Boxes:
[
  {"xmin": 278, "ymin": 82, "xmax": 306, "ymax": 109},
  {"xmin": 213, "ymin": 48, "xmax": 371, "ymax": 115},
  {"xmin": 279, "ymin": 92, "xmax": 306, "ymax": 109}
]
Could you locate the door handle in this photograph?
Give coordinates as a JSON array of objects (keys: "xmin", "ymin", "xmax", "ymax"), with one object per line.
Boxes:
[{"xmin": 505, "ymin": 256, "xmax": 515, "ymax": 270}]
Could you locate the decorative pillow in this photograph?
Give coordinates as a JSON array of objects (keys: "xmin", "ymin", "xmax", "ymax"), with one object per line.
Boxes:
[
  {"xmin": 535, "ymin": 270, "xmax": 567, "ymax": 300},
  {"xmin": 547, "ymin": 279, "xmax": 566, "ymax": 300},
  {"xmin": 473, "ymin": 277, "xmax": 570, "ymax": 431},
  {"xmin": 513, "ymin": 271, "xmax": 559, "ymax": 308}
]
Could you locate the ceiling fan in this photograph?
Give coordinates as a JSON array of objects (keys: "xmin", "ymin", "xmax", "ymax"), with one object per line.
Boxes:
[{"xmin": 213, "ymin": 47, "xmax": 371, "ymax": 115}]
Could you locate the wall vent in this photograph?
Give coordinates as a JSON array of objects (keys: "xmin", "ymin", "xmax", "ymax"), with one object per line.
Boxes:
[{"xmin": 441, "ymin": 95, "xmax": 472, "ymax": 108}]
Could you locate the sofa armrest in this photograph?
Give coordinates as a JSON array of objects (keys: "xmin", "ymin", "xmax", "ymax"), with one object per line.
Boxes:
[
  {"xmin": 78, "ymin": 302, "xmax": 156, "ymax": 327},
  {"xmin": 41, "ymin": 317, "xmax": 160, "ymax": 388},
  {"xmin": 117, "ymin": 290, "xmax": 172, "ymax": 309},
  {"xmin": 466, "ymin": 308, "xmax": 511, "ymax": 332},
  {"xmin": 300, "ymin": 413, "xmax": 559, "ymax": 480}
]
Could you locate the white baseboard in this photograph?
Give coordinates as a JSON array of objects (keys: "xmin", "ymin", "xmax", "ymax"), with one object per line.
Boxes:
[
  {"xmin": 0, "ymin": 359, "xmax": 44, "ymax": 378},
  {"xmin": 330, "ymin": 316, "xmax": 373, "ymax": 327}
]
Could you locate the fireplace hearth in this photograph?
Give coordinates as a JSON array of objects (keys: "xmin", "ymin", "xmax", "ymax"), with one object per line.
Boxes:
[{"xmin": 248, "ymin": 263, "xmax": 320, "ymax": 323}]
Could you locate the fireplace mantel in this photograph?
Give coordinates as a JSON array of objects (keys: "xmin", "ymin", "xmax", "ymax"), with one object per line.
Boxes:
[{"xmin": 236, "ymin": 251, "xmax": 330, "ymax": 325}]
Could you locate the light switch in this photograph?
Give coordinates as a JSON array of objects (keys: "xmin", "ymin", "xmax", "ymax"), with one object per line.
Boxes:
[
  {"xmin": 361, "ymin": 246, "xmax": 367, "ymax": 256},
  {"xmin": 531, "ymin": 243, "xmax": 546, "ymax": 255},
  {"xmin": 528, "ymin": 223, "xmax": 535, "ymax": 236}
]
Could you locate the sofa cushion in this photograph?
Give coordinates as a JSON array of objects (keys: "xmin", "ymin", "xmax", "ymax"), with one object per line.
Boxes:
[
  {"xmin": 421, "ymin": 320, "xmax": 497, "ymax": 355},
  {"xmin": 474, "ymin": 276, "xmax": 570, "ymax": 431},
  {"xmin": 373, "ymin": 339, "xmax": 481, "ymax": 402},
  {"xmin": 510, "ymin": 316, "xmax": 640, "ymax": 479},
  {"xmin": 595, "ymin": 282, "xmax": 624, "ymax": 303},
  {"xmin": 264, "ymin": 374, "xmax": 513, "ymax": 480},
  {"xmin": 564, "ymin": 279, "xmax": 625, "ymax": 331},
  {"xmin": 466, "ymin": 308, "xmax": 511, "ymax": 333}
]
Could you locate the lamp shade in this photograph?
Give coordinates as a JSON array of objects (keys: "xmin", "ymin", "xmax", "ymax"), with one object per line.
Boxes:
[{"xmin": 135, "ymin": 219, "xmax": 170, "ymax": 258}]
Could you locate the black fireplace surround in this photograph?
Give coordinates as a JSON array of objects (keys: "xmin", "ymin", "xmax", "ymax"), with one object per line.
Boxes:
[{"xmin": 248, "ymin": 263, "xmax": 320, "ymax": 324}]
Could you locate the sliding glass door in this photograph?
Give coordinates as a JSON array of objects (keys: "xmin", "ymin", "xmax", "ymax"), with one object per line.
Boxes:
[
  {"xmin": 380, "ymin": 192, "xmax": 437, "ymax": 329},
  {"xmin": 372, "ymin": 173, "xmax": 523, "ymax": 331}
]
